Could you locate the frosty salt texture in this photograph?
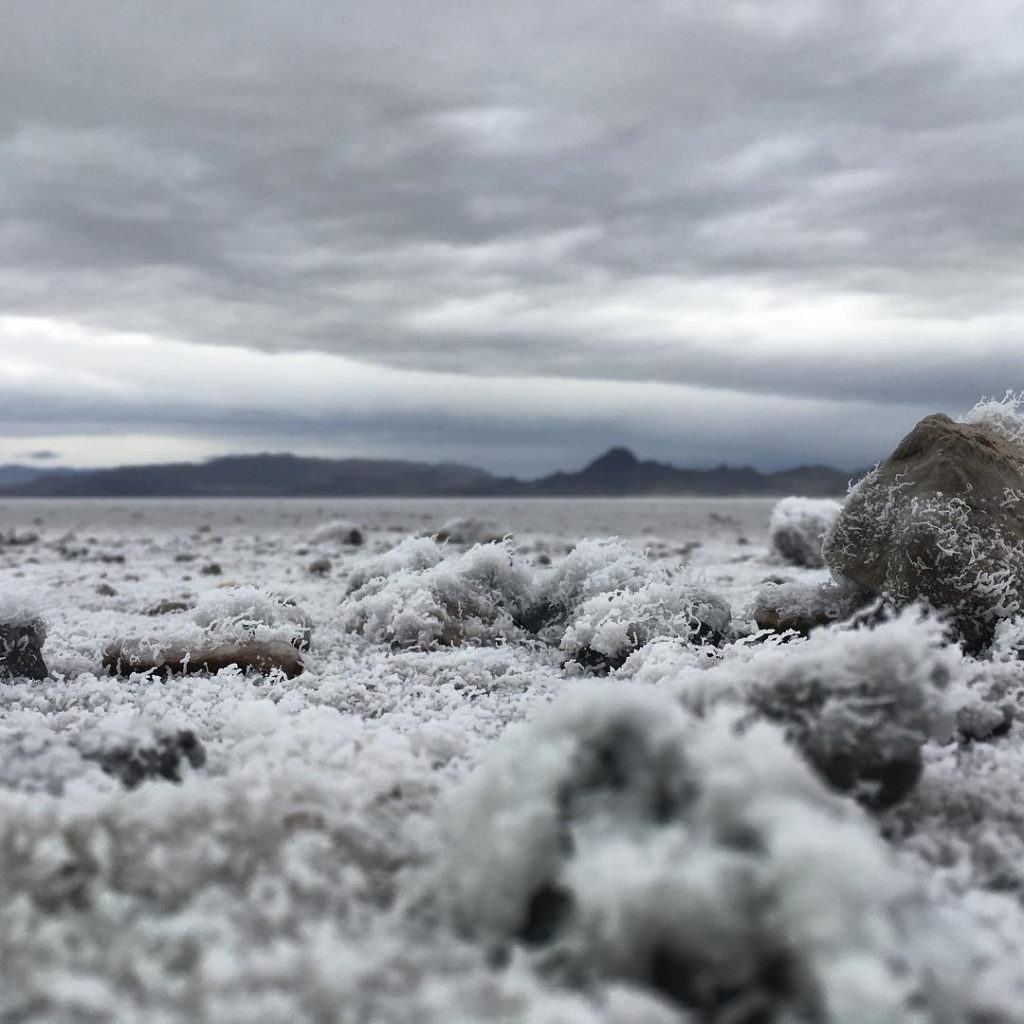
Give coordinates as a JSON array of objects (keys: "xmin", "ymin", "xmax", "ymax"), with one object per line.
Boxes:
[
  {"xmin": 519, "ymin": 538, "xmax": 663, "ymax": 636},
  {"xmin": 560, "ymin": 581, "xmax": 731, "ymax": 672},
  {"xmin": 963, "ymin": 390, "xmax": 1024, "ymax": 449},
  {"xmin": 340, "ymin": 540, "xmax": 535, "ymax": 648}
]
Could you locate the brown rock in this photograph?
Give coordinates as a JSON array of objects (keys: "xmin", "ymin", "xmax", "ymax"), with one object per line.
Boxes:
[
  {"xmin": 751, "ymin": 580, "xmax": 871, "ymax": 636},
  {"xmin": 145, "ymin": 599, "xmax": 193, "ymax": 616},
  {"xmin": 823, "ymin": 414, "xmax": 1024, "ymax": 649},
  {"xmin": 103, "ymin": 639, "xmax": 304, "ymax": 678}
]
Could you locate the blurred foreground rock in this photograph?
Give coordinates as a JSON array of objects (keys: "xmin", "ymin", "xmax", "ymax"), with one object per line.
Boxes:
[
  {"xmin": 87, "ymin": 728, "xmax": 207, "ymax": 789},
  {"xmin": 823, "ymin": 413, "xmax": 1024, "ymax": 649}
]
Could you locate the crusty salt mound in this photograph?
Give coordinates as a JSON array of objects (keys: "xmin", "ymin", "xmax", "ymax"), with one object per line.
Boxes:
[
  {"xmin": 345, "ymin": 535, "xmax": 446, "ymax": 595},
  {"xmin": 340, "ymin": 540, "xmax": 535, "ymax": 648},
  {"xmin": 192, "ymin": 585, "xmax": 313, "ymax": 649},
  {"xmin": 519, "ymin": 538, "xmax": 662, "ymax": 635},
  {"xmin": 560, "ymin": 581, "xmax": 731, "ymax": 673},
  {"xmin": 435, "ymin": 516, "xmax": 510, "ymax": 545},
  {"xmin": 769, "ymin": 497, "xmax": 841, "ymax": 568}
]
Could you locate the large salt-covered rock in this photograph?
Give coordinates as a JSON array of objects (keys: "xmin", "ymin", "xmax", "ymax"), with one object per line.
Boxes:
[
  {"xmin": 769, "ymin": 497, "xmax": 841, "ymax": 568},
  {"xmin": 823, "ymin": 413, "xmax": 1024, "ymax": 649}
]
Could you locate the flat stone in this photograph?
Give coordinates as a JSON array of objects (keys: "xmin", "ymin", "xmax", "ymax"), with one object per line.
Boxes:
[{"xmin": 103, "ymin": 639, "xmax": 304, "ymax": 679}]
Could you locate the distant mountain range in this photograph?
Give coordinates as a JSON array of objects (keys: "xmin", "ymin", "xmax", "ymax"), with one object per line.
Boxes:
[
  {"xmin": 0, "ymin": 448, "xmax": 864, "ymax": 499},
  {"xmin": 0, "ymin": 465, "xmax": 54, "ymax": 489}
]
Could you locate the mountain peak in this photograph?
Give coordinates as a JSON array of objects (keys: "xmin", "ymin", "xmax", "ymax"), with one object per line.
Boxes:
[{"xmin": 584, "ymin": 447, "xmax": 640, "ymax": 475}]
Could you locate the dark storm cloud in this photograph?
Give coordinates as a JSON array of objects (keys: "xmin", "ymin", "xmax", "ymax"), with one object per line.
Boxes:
[{"xmin": 0, "ymin": 0, "xmax": 1021, "ymax": 467}]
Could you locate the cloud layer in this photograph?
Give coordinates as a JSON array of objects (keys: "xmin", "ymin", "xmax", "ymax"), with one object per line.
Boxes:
[{"xmin": 1, "ymin": 1, "xmax": 1021, "ymax": 470}]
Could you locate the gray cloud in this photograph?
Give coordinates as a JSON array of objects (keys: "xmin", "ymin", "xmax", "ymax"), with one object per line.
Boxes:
[{"xmin": 0, "ymin": 0, "xmax": 1021, "ymax": 468}]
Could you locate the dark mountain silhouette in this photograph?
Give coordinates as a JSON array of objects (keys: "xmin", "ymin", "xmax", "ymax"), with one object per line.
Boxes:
[
  {"xmin": 0, "ymin": 465, "xmax": 55, "ymax": 488},
  {"xmin": 0, "ymin": 449, "xmax": 863, "ymax": 498},
  {"xmin": 0, "ymin": 454, "xmax": 495, "ymax": 498}
]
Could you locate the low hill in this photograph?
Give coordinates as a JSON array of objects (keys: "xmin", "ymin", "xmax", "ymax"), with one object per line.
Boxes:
[{"xmin": 0, "ymin": 449, "xmax": 863, "ymax": 498}]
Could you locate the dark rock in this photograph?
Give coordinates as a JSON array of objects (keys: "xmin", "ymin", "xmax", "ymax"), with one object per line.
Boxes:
[
  {"xmin": 307, "ymin": 556, "xmax": 332, "ymax": 576},
  {"xmin": 823, "ymin": 414, "xmax": 1024, "ymax": 650},
  {"xmin": 514, "ymin": 599, "xmax": 560, "ymax": 635},
  {"xmin": 312, "ymin": 520, "xmax": 366, "ymax": 545},
  {"xmin": 200, "ymin": 563, "xmax": 223, "ymax": 576},
  {"xmin": 145, "ymin": 599, "xmax": 193, "ymax": 616},
  {"xmin": 0, "ymin": 620, "xmax": 48, "ymax": 680},
  {"xmin": 956, "ymin": 700, "xmax": 1013, "ymax": 743},
  {"xmin": 92, "ymin": 729, "xmax": 206, "ymax": 789},
  {"xmin": 103, "ymin": 639, "xmax": 304, "ymax": 678},
  {"xmin": 95, "ymin": 583, "xmax": 118, "ymax": 597},
  {"xmin": 518, "ymin": 884, "xmax": 574, "ymax": 945},
  {"xmin": 0, "ymin": 530, "xmax": 39, "ymax": 546}
]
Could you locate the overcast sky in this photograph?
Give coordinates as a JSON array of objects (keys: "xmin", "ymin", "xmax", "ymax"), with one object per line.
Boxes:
[{"xmin": 1, "ymin": 0, "xmax": 1021, "ymax": 475}]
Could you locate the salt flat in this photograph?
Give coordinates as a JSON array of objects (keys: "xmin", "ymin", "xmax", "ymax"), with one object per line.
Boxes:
[{"xmin": 1, "ymin": 497, "xmax": 1023, "ymax": 1023}]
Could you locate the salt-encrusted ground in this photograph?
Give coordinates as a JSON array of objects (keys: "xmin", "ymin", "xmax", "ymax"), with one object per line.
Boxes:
[{"xmin": 2, "ymin": 497, "xmax": 1024, "ymax": 1023}]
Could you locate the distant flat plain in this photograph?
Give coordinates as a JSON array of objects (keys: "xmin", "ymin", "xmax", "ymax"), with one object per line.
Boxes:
[{"xmin": 0, "ymin": 496, "xmax": 780, "ymax": 544}]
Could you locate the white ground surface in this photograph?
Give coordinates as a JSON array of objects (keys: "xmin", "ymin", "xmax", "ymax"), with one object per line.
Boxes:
[{"xmin": 1, "ymin": 497, "xmax": 1023, "ymax": 1023}]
